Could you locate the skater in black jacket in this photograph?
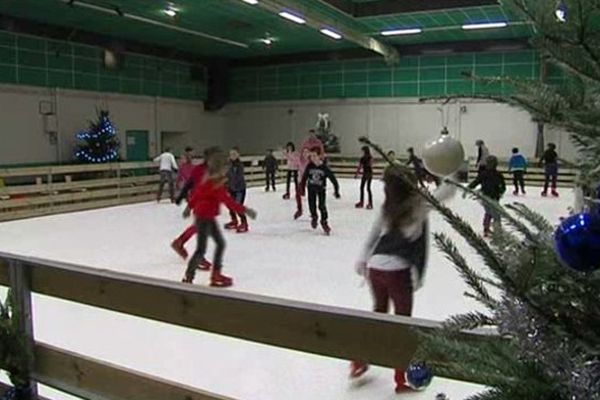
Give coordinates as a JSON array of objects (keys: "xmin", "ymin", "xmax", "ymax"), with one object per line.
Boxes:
[
  {"xmin": 299, "ymin": 147, "xmax": 340, "ymax": 235},
  {"xmin": 263, "ymin": 149, "xmax": 278, "ymax": 192},
  {"xmin": 466, "ymin": 155, "xmax": 506, "ymax": 237}
]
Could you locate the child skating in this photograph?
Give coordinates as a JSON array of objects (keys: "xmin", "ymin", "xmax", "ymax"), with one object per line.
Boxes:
[
  {"xmin": 183, "ymin": 148, "xmax": 256, "ymax": 288},
  {"xmin": 350, "ymin": 164, "xmax": 455, "ymax": 393},
  {"xmin": 355, "ymin": 146, "xmax": 373, "ymax": 209},
  {"xmin": 294, "ymin": 135, "xmax": 325, "ymax": 220},
  {"xmin": 540, "ymin": 142, "xmax": 559, "ymax": 197},
  {"xmin": 508, "ymin": 147, "xmax": 527, "ymax": 195},
  {"xmin": 299, "ymin": 148, "xmax": 340, "ymax": 235},
  {"xmin": 263, "ymin": 149, "xmax": 278, "ymax": 192},
  {"xmin": 225, "ymin": 147, "xmax": 250, "ymax": 233},
  {"xmin": 171, "ymin": 147, "xmax": 220, "ymax": 266},
  {"xmin": 466, "ymin": 155, "xmax": 506, "ymax": 237},
  {"xmin": 283, "ymin": 142, "xmax": 299, "ymax": 200}
]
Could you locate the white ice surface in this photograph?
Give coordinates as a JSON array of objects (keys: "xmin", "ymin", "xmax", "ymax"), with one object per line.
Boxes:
[{"xmin": 0, "ymin": 180, "xmax": 573, "ymax": 400}]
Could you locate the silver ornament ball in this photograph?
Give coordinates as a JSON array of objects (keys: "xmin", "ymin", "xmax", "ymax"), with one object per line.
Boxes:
[{"xmin": 422, "ymin": 133, "xmax": 465, "ymax": 177}]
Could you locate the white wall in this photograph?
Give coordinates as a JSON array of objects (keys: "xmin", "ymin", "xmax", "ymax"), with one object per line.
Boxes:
[
  {"xmin": 222, "ymin": 98, "xmax": 577, "ymax": 161},
  {"xmin": 0, "ymin": 83, "xmax": 226, "ymax": 165}
]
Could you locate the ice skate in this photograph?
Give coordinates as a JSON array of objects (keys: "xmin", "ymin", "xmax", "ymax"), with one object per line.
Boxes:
[
  {"xmin": 541, "ymin": 190, "xmax": 548, "ymax": 197},
  {"xmin": 236, "ymin": 222, "xmax": 249, "ymax": 233},
  {"xmin": 366, "ymin": 203, "xmax": 373, "ymax": 210},
  {"xmin": 513, "ymin": 190, "xmax": 518, "ymax": 196},
  {"xmin": 198, "ymin": 259, "xmax": 212, "ymax": 271},
  {"xmin": 355, "ymin": 201, "xmax": 364, "ymax": 209},
  {"xmin": 321, "ymin": 220, "xmax": 331, "ymax": 236},
  {"xmin": 311, "ymin": 217, "xmax": 318, "ymax": 229},
  {"xmin": 551, "ymin": 190, "xmax": 559, "ymax": 197},
  {"xmin": 210, "ymin": 271, "xmax": 233, "ymax": 288},
  {"xmin": 394, "ymin": 370, "xmax": 413, "ymax": 394},
  {"xmin": 293, "ymin": 210, "xmax": 302, "ymax": 220},
  {"xmin": 171, "ymin": 239, "xmax": 188, "ymax": 260},
  {"xmin": 282, "ymin": 193, "xmax": 290, "ymax": 200},
  {"xmin": 224, "ymin": 218, "xmax": 238, "ymax": 230},
  {"xmin": 181, "ymin": 275, "xmax": 193, "ymax": 284},
  {"xmin": 350, "ymin": 361, "xmax": 369, "ymax": 379}
]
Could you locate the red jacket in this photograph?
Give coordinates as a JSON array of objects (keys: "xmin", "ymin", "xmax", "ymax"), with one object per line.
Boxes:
[{"xmin": 189, "ymin": 178, "xmax": 245, "ymax": 219}]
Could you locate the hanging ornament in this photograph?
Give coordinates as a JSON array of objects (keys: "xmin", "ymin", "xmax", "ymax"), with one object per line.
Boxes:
[
  {"xmin": 405, "ymin": 361, "xmax": 433, "ymax": 390},
  {"xmin": 422, "ymin": 128, "xmax": 465, "ymax": 177},
  {"xmin": 555, "ymin": 0, "xmax": 568, "ymax": 23},
  {"xmin": 554, "ymin": 212, "xmax": 600, "ymax": 272}
]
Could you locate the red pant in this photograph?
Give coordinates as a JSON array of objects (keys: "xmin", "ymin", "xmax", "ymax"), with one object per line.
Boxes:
[{"xmin": 368, "ymin": 269, "xmax": 413, "ymax": 316}]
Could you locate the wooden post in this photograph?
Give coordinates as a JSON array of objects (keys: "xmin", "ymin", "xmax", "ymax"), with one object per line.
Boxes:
[
  {"xmin": 8, "ymin": 261, "xmax": 38, "ymax": 399},
  {"xmin": 47, "ymin": 169, "xmax": 53, "ymax": 211}
]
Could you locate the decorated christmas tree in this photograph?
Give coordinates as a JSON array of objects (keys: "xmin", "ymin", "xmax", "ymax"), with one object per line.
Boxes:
[
  {"xmin": 410, "ymin": 1, "xmax": 600, "ymax": 399},
  {"xmin": 75, "ymin": 110, "xmax": 120, "ymax": 163}
]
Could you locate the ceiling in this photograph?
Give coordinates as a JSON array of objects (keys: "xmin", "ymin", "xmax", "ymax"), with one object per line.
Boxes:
[{"xmin": 0, "ymin": 0, "xmax": 533, "ymax": 61}]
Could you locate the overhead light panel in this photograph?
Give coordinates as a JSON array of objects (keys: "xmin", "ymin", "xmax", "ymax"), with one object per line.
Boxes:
[
  {"xmin": 462, "ymin": 22, "xmax": 508, "ymax": 30},
  {"xmin": 380, "ymin": 28, "xmax": 422, "ymax": 36},
  {"xmin": 320, "ymin": 28, "xmax": 342, "ymax": 40},
  {"xmin": 278, "ymin": 11, "xmax": 306, "ymax": 24},
  {"xmin": 163, "ymin": 3, "xmax": 178, "ymax": 17},
  {"xmin": 260, "ymin": 38, "xmax": 273, "ymax": 45},
  {"xmin": 242, "ymin": 0, "xmax": 259, "ymax": 4}
]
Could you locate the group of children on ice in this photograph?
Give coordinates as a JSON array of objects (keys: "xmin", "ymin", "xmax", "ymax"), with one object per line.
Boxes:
[{"xmin": 153, "ymin": 133, "xmax": 561, "ymax": 393}]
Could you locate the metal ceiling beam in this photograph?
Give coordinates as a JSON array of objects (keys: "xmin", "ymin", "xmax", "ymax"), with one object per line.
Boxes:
[
  {"xmin": 58, "ymin": 0, "xmax": 248, "ymax": 48},
  {"xmin": 256, "ymin": 0, "xmax": 399, "ymax": 63},
  {"xmin": 320, "ymin": 0, "xmax": 499, "ymax": 17}
]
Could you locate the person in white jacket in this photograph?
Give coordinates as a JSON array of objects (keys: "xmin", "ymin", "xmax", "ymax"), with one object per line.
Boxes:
[
  {"xmin": 349, "ymin": 164, "xmax": 456, "ymax": 393},
  {"xmin": 154, "ymin": 147, "xmax": 178, "ymax": 203}
]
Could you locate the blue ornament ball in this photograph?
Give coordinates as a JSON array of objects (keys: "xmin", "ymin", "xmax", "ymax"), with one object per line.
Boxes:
[
  {"xmin": 554, "ymin": 213, "xmax": 600, "ymax": 272},
  {"xmin": 405, "ymin": 361, "xmax": 433, "ymax": 390}
]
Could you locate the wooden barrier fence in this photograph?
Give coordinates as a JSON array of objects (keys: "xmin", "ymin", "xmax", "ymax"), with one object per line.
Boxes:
[
  {"xmin": 0, "ymin": 154, "xmax": 576, "ymax": 223},
  {"xmin": 0, "ymin": 252, "xmax": 491, "ymax": 400},
  {"xmin": 0, "ymin": 157, "xmax": 286, "ymax": 223}
]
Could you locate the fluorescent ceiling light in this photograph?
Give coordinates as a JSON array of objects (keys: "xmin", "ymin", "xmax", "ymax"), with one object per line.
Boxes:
[
  {"xmin": 380, "ymin": 28, "xmax": 422, "ymax": 36},
  {"xmin": 320, "ymin": 28, "xmax": 342, "ymax": 40},
  {"xmin": 164, "ymin": 8, "xmax": 177, "ymax": 17},
  {"xmin": 462, "ymin": 22, "xmax": 508, "ymax": 30},
  {"xmin": 279, "ymin": 11, "xmax": 306, "ymax": 24},
  {"xmin": 260, "ymin": 38, "xmax": 273, "ymax": 45},
  {"xmin": 242, "ymin": 0, "xmax": 259, "ymax": 4}
]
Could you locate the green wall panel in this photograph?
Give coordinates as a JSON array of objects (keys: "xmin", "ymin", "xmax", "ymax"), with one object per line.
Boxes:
[
  {"xmin": 231, "ymin": 50, "xmax": 541, "ymax": 102},
  {"xmin": 0, "ymin": 30, "xmax": 206, "ymax": 101}
]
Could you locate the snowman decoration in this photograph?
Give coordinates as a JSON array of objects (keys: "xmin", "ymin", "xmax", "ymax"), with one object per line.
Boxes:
[{"xmin": 315, "ymin": 113, "xmax": 340, "ymax": 153}]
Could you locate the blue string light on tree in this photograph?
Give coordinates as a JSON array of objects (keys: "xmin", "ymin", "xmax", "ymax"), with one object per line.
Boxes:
[
  {"xmin": 555, "ymin": 0, "xmax": 568, "ymax": 23},
  {"xmin": 75, "ymin": 110, "xmax": 120, "ymax": 163},
  {"xmin": 405, "ymin": 361, "xmax": 433, "ymax": 390}
]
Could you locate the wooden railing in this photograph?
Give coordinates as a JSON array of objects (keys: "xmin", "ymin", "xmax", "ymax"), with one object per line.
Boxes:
[
  {"xmin": 0, "ymin": 157, "xmax": 285, "ymax": 223},
  {"xmin": 0, "ymin": 252, "xmax": 490, "ymax": 400},
  {"xmin": 0, "ymin": 253, "xmax": 490, "ymax": 400},
  {"xmin": 327, "ymin": 155, "xmax": 577, "ymax": 188}
]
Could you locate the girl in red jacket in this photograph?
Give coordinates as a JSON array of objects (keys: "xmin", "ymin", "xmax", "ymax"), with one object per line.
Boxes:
[{"xmin": 183, "ymin": 149, "xmax": 256, "ymax": 288}]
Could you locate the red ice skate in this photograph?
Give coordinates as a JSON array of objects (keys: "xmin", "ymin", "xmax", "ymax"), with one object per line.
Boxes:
[
  {"xmin": 210, "ymin": 271, "xmax": 233, "ymax": 288},
  {"xmin": 394, "ymin": 369, "xmax": 413, "ymax": 394},
  {"xmin": 294, "ymin": 210, "xmax": 303, "ymax": 220},
  {"xmin": 355, "ymin": 201, "xmax": 364, "ymax": 209},
  {"xmin": 198, "ymin": 259, "xmax": 212, "ymax": 271},
  {"xmin": 350, "ymin": 361, "xmax": 369, "ymax": 379},
  {"xmin": 321, "ymin": 220, "xmax": 331, "ymax": 236},
  {"xmin": 224, "ymin": 217, "xmax": 239, "ymax": 230},
  {"xmin": 171, "ymin": 239, "xmax": 188, "ymax": 260},
  {"xmin": 236, "ymin": 222, "xmax": 249, "ymax": 233},
  {"xmin": 366, "ymin": 203, "xmax": 373, "ymax": 210},
  {"xmin": 551, "ymin": 190, "xmax": 560, "ymax": 197}
]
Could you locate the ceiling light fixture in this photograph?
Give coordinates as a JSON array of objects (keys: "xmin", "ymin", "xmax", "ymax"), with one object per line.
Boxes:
[
  {"xmin": 278, "ymin": 11, "xmax": 306, "ymax": 24},
  {"xmin": 462, "ymin": 22, "xmax": 508, "ymax": 30},
  {"xmin": 163, "ymin": 3, "xmax": 178, "ymax": 17},
  {"xmin": 380, "ymin": 28, "xmax": 422, "ymax": 36},
  {"xmin": 555, "ymin": 0, "xmax": 568, "ymax": 22},
  {"xmin": 242, "ymin": 0, "xmax": 259, "ymax": 4},
  {"xmin": 260, "ymin": 38, "xmax": 273, "ymax": 45},
  {"xmin": 320, "ymin": 28, "xmax": 342, "ymax": 40}
]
